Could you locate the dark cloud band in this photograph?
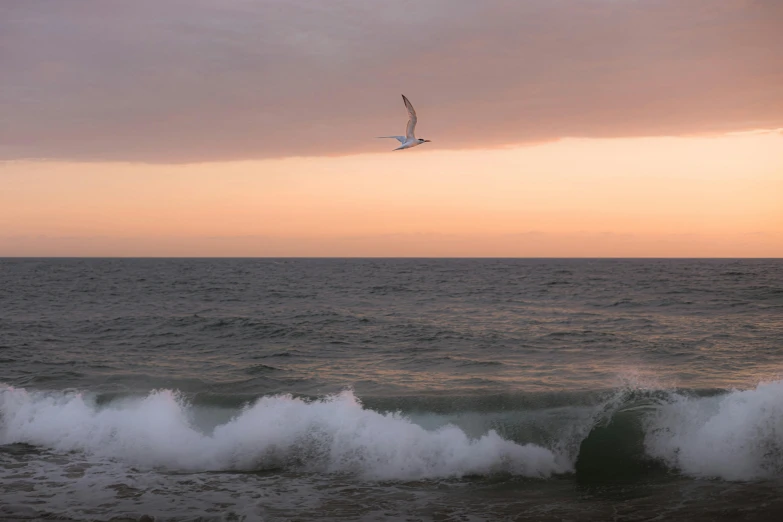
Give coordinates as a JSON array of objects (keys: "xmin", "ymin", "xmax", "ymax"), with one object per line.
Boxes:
[{"xmin": 1, "ymin": 0, "xmax": 781, "ymax": 163}]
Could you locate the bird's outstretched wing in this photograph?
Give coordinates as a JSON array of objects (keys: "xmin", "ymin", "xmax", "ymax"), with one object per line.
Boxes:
[
  {"xmin": 402, "ymin": 94, "xmax": 417, "ymax": 140},
  {"xmin": 376, "ymin": 136, "xmax": 406, "ymax": 143}
]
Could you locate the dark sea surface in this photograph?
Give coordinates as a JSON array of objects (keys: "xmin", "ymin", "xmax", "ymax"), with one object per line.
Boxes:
[{"xmin": 1, "ymin": 258, "xmax": 782, "ymax": 521}]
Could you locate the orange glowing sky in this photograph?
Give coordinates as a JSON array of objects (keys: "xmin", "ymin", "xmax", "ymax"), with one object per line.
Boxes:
[{"xmin": 1, "ymin": 0, "xmax": 781, "ymax": 257}]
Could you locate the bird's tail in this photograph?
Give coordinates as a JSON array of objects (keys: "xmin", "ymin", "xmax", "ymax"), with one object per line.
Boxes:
[{"xmin": 376, "ymin": 135, "xmax": 406, "ymax": 144}]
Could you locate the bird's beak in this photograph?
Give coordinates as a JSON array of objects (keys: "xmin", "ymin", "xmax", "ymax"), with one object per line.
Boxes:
[{"xmin": 424, "ymin": 140, "xmax": 431, "ymax": 142}]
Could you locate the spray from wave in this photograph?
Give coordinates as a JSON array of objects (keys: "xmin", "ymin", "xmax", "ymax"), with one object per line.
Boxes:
[{"xmin": 644, "ymin": 379, "xmax": 783, "ymax": 480}]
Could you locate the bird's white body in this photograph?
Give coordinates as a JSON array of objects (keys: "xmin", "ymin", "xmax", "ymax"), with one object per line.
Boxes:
[
  {"xmin": 391, "ymin": 137, "xmax": 426, "ymax": 150},
  {"xmin": 377, "ymin": 95, "xmax": 431, "ymax": 151}
]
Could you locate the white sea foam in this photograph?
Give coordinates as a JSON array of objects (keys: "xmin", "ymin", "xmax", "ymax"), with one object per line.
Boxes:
[
  {"xmin": 0, "ymin": 386, "xmax": 570, "ymax": 480},
  {"xmin": 8, "ymin": 379, "xmax": 780, "ymax": 482},
  {"xmin": 644, "ymin": 379, "xmax": 783, "ymax": 480}
]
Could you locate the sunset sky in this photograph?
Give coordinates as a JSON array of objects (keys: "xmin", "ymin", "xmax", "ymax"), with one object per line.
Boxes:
[{"xmin": 1, "ymin": 0, "xmax": 781, "ymax": 257}]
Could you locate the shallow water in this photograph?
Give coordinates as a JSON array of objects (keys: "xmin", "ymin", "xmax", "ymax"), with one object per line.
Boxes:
[{"xmin": 1, "ymin": 258, "xmax": 782, "ymax": 521}]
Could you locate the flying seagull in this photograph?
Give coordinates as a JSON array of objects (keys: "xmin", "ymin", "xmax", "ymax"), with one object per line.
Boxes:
[{"xmin": 377, "ymin": 95, "xmax": 431, "ymax": 151}]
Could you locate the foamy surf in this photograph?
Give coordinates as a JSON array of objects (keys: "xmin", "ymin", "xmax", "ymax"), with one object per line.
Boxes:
[
  {"xmin": 0, "ymin": 386, "xmax": 570, "ymax": 480},
  {"xmin": 3, "ymin": 381, "xmax": 783, "ymax": 482}
]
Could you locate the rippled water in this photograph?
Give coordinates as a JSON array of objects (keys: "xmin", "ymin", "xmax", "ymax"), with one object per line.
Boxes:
[{"xmin": 1, "ymin": 259, "xmax": 782, "ymax": 521}]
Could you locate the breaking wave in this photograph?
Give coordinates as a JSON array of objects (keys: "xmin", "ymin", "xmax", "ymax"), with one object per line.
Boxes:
[
  {"xmin": 2, "ymin": 379, "xmax": 783, "ymax": 481},
  {"xmin": 0, "ymin": 386, "xmax": 574, "ymax": 480}
]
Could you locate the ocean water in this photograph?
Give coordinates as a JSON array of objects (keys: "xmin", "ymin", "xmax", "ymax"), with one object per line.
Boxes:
[{"xmin": 1, "ymin": 258, "xmax": 782, "ymax": 521}]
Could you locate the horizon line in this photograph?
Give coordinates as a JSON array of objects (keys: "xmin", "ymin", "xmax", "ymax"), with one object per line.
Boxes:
[{"xmin": 1, "ymin": 256, "xmax": 780, "ymax": 261}]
